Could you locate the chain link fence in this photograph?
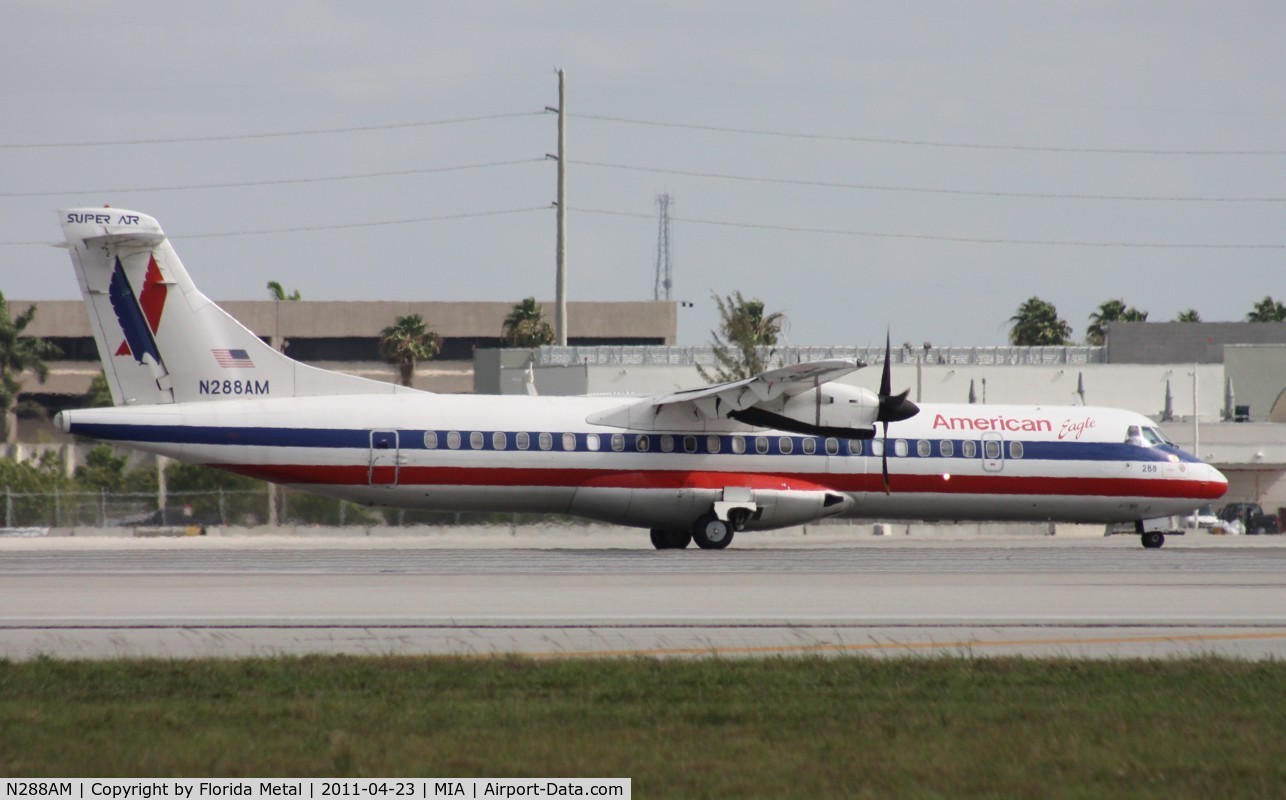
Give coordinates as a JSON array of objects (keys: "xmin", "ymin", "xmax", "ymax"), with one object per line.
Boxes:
[{"xmin": 1, "ymin": 487, "xmax": 573, "ymax": 529}]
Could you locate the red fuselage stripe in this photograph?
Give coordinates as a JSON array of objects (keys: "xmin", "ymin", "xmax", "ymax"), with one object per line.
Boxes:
[{"xmin": 217, "ymin": 463, "xmax": 1225, "ymax": 500}]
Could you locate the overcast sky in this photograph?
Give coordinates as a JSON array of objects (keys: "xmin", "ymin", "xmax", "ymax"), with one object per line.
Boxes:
[{"xmin": 3, "ymin": 2, "xmax": 1283, "ymax": 347}]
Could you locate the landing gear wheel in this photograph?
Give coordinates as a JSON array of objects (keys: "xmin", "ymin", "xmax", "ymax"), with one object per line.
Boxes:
[
  {"xmin": 1141, "ymin": 531, "xmax": 1166, "ymax": 549},
  {"xmin": 693, "ymin": 514, "xmax": 734, "ymax": 550},
  {"xmin": 665, "ymin": 529, "xmax": 692, "ymax": 549},
  {"xmin": 650, "ymin": 529, "xmax": 692, "ymax": 549}
]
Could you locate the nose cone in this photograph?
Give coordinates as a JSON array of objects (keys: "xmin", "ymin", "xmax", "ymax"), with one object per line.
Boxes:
[{"xmin": 1200, "ymin": 462, "xmax": 1229, "ymax": 501}]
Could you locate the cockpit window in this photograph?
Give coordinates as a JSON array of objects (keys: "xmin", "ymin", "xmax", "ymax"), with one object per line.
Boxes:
[
  {"xmin": 1125, "ymin": 425, "xmax": 1144, "ymax": 446},
  {"xmin": 1142, "ymin": 427, "xmax": 1172, "ymax": 447}
]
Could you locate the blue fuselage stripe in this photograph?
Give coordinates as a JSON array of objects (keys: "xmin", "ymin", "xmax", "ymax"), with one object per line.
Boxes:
[{"xmin": 68, "ymin": 422, "xmax": 1203, "ymax": 464}]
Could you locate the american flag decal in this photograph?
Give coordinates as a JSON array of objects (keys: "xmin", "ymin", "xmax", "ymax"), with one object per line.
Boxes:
[{"xmin": 212, "ymin": 348, "xmax": 254, "ymax": 368}]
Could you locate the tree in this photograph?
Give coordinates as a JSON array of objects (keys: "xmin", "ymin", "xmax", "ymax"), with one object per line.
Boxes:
[
  {"xmin": 1086, "ymin": 298, "xmax": 1148, "ymax": 346},
  {"xmin": 0, "ymin": 293, "xmax": 59, "ymax": 443},
  {"xmin": 1007, "ymin": 297, "xmax": 1071, "ymax": 346},
  {"xmin": 697, "ymin": 291, "xmax": 786, "ymax": 383},
  {"xmin": 1246, "ymin": 296, "xmax": 1286, "ymax": 322},
  {"xmin": 502, "ymin": 298, "xmax": 556, "ymax": 347},
  {"xmin": 1176, "ymin": 309, "xmax": 1202, "ymax": 322},
  {"xmin": 84, "ymin": 372, "xmax": 115, "ymax": 408},
  {"xmin": 266, "ymin": 281, "xmax": 301, "ymax": 301},
  {"xmin": 379, "ymin": 314, "xmax": 441, "ymax": 387}
]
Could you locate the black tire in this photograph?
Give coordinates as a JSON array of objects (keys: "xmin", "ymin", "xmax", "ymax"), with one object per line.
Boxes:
[
  {"xmin": 664, "ymin": 529, "xmax": 693, "ymax": 549},
  {"xmin": 1141, "ymin": 531, "xmax": 1165, "ymax": 549},
  {"xmin": 693, "ymin": 514, "xmax": 734, "ymax": 550},
  {"xmin": 649, "ymin": 529, "xmax": 671, "ymax": 549}
]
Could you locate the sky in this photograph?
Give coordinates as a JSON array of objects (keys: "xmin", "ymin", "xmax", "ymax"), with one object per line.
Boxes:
[{"xmin": 3, "ymin": 2, "xmax": 1283, "ymax": 348}]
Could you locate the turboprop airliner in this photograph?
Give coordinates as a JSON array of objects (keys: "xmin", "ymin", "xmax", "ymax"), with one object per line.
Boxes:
[{"xmin": 53, "ymin": 208, "xmax": 1226, "ymax": 549}]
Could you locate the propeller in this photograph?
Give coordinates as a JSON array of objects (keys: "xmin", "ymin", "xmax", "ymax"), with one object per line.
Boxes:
[{"xmin": 876, "ymin": 330, "xmax": 920, "ymax": 494}]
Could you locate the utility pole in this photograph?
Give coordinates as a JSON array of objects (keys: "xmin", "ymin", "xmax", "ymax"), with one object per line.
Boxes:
[{"xmin": 547, "ymin": 68, "xmax": 568, "ymax": 346}]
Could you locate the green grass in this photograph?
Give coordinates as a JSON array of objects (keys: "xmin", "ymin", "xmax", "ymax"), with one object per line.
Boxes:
[{"xmin": 1, "ymin": 656, "xmax": 1284, "ymax": 798}]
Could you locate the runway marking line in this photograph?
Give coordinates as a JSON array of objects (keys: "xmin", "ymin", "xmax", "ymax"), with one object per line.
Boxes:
[{"xmin": 512, "ymin": 630, "xmax": 1286, "ymax": 660}]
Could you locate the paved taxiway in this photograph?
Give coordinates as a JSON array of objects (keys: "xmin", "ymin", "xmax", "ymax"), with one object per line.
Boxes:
[{"xmin": 2, "ymin": 531, "xmax": 1284, "ymax": 660}]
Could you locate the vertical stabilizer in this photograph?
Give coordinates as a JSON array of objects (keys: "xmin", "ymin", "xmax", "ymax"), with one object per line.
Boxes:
[{"xmin": 60, "ymin": 208, "xmax": 407, "ymax": 405}]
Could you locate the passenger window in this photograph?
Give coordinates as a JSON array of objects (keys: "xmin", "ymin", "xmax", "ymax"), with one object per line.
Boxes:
[
  {"xmin": 562, "ymin": 432, "xmax": 577, "ymax": 451},
  {"xmin": 984, "ymin": 439, "xmax": 1002, "ymax": 459},
  {"xmin": 611, "ymin": 434, "xmax": 624, "ymax": 452},
  {"xmin": 870, "ymin": 440, "xmax": 883, "ymax": 457},
  {"xmin": 850, "ymin": 440, "xmax": 863, "ymax": 456},
  {"xmin": 446, "ymin": 431, "xmax": 461, "ymax": 450},
  {"xmin": 755, "ymin": 437, "xmax": 769, "ymax": 454},
  {"xmin": 636, "ymin": 434, "xmax": 650, "ymax": 452},
  {"xmin": 825, "ymin": 438, "xmax": 839, "ymax": 456},
  {"xmin": 962, "ymin": 440, "xmax": 976, "ymax": 458},
  {"xmin": 1009, "ymin": 441, "xmax": 1024, "ymax": 459},
  {"xmin": 538, "ymin": 432, "xmax": 552, "ymax": 451},
  {"xmin": 468, "ymin": 431, "xmax": 484, "ymax": 450},
  {"xmin": 894, "ymin": 439, "xmax": 909, "ymax": 457},
  {"xmin": 683, "ymin": 435, "xmax": 697, "ymax": 453},
  {"xmin": 586, "ymin": 434, "xmax": 600, "ymax": 451},
  {"xmin": 492, "ymin": 431, "xmax": 506, "ymax": 450},
  {"xmin": 779, "ymin": 437, "xmax": 794, "ymax": 455},
  {"xmin": 940, "ymin": 440, "xmax": 954, "ymax": 457},
  {"xmin": 661, "ymin": 435, "xmax": 675, "ymax": 453},
  {"xmin": 423, "ymin": 431, "xmax": 438, "ymax": 449},
  {"xmin": 731, "ymin": 436, "xmax": 746, "ymax": 454},
  {"xmin": 516, "ymin": 432, "xmax": 530, "ymax": 450},
  {"xmin": 803, "ymin": 438, "xmax": 817, "ymax": 455},
  {"xmin": 916, "ymin": 440, "xmax": 931, "ymax": 457},
  {"xmin": 707, "ymin": 435, "xmax": 721, "ymax": 454}
]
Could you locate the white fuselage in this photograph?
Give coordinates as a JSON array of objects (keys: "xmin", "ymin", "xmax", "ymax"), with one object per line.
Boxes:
[{"xmin": 59, "ymin": 392, "xmax": 1228, "ymax": 532}]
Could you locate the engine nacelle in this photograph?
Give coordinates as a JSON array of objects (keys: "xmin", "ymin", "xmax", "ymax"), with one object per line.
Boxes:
[{"xmin": 730, "ymin": 383, "xmax": 882, "ymax": 438}]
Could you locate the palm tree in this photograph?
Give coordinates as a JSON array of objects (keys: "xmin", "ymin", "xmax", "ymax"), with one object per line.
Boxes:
[
  {"xmin": 502, "ymin": 298, "xmax": 555, "ymax": 347},
  {"xmin": 1246, "ymin": 296, "xmax": 1286, "ymax": 322},
  {"xmin": 1007, "ymin": 297, "xmax": 1071, "ymax": 346},
  {"xmin": 1086, "ymin": 299, "xmax": 1148, "ymax": 346},
  {"xmin": 0, "ymin": 293, "xmax": 59, "ymax": 442},
  {"xmin": 697, "ymin": 290, "xmax": 786, "ymax": 383},
  {"xmin": 266, "ymin": 281, "xmax": 301, "ymax": 302},
  {"xmin": 1176, "ymin": 309, "xmax": 1202, "ymax": 322},
  {"xmin": 379, "ymin": 314, "xmax": 441, "ymax": 387}
]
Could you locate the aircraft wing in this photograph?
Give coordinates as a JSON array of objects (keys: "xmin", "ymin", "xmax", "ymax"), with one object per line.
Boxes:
[{"xmin": 652, "ymin": 359, "xmax": 864, "ymax": 420}]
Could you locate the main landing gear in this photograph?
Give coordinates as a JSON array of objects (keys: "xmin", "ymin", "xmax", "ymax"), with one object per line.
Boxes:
[
  {"xmin": 651, "ymin": 508, "xmax": 751, "ymax": 550},
  {"xmin": 1141, "ymin": 530, "xmax": 1165, "ymax": 549}
]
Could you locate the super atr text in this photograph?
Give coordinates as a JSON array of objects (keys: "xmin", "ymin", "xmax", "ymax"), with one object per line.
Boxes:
[{"xmin": 2, "ymin": 781, "xmax": 629, "ymax": 800}]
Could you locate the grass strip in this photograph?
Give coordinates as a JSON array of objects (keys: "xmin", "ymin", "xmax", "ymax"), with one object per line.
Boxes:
[{"xmin": 1, "ymin": 655, "xmax": 1284, "ymax": 798}]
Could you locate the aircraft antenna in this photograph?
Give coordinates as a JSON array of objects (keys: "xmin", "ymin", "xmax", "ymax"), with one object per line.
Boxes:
[{"xmin": 654, "ymin": 193, "xmax": 673, "ymax": 300}]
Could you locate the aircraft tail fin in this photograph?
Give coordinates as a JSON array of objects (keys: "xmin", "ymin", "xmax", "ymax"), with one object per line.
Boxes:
[{"xmin": 59, "ymin": 208, "xmax": 408, "ymax": 406}]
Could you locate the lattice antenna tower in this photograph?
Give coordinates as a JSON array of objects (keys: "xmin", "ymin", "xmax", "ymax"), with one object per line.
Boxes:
[{"xmin": 654, "ymin": 194, "xmax": 673, "ymax": 301}]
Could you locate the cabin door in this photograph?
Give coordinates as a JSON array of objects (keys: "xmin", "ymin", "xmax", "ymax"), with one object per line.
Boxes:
[{"xmin": 368, "ymin": 430, "xmax": 401, "ymax": 486}]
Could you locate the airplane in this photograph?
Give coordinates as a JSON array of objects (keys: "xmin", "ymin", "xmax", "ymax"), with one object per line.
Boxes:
[{"xmin": 53, "ymin": 208, "xmax": 1227, "ymax": 550}]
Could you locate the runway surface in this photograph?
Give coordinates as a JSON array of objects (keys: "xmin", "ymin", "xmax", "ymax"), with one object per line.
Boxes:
[{"xmin": 2, "ymin": 533, "xmax": 1284, "ymax": 660}]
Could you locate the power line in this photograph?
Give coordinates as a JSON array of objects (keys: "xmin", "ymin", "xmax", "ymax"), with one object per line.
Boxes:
[
  {"xmin": 573, "ymin": 160, "xmax": 1286, "ymax": 203},
  {"xmin": 0, "ymin": 112, "xmax": 543, "ymax": 149},
  {"xmin": 0, "ymin": 207, "xmax": 549, "ymax": 246},
  {"xmin": 573, "ymin": 113, "xmax": 1286, "ymax": 157},
  {"xmin": 576, "ymin": 207, "xmax": 1286, "ymax": 249},
  {"xmin": 1, "ymin": 159, "xmax": 546, "ymax": 198},
  {"xmin": 178, "ymin": 207, "xmax": 550, "ymax": 239}
]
